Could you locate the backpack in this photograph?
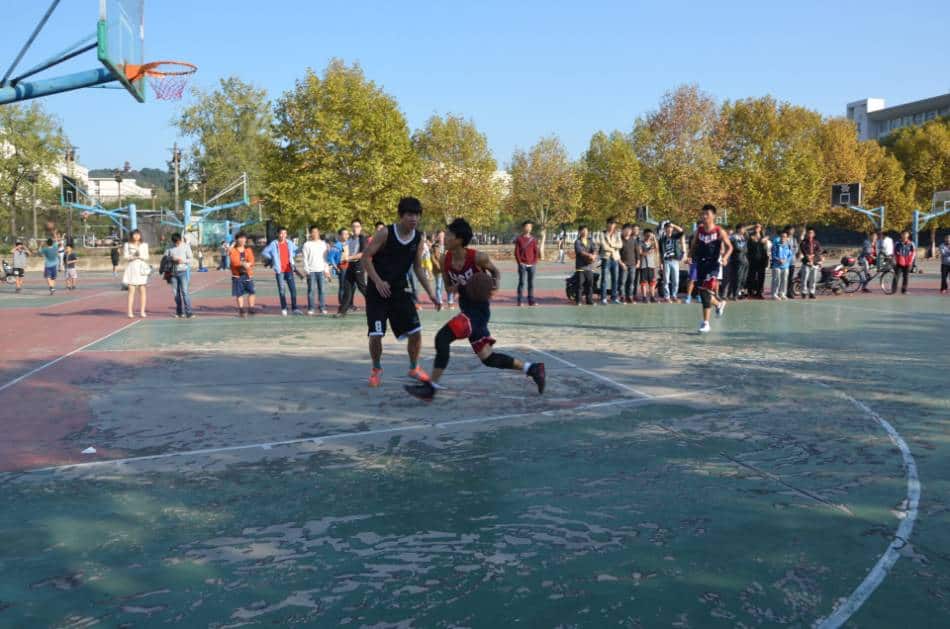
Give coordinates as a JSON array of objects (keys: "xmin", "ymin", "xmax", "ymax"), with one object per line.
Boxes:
[{"xmin": 158, "ymin": 253, "xmax": 175, "ymax": 282}]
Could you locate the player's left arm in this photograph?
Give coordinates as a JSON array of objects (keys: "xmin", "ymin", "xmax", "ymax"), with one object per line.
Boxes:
[
  {"xmin": 720, "ymin": 231, "xmax": 733, "ymax": 265},
  {"xmin": 413, "ymin": 240, "xmax": 439, "ymax": 306},
  {"xmin": 475, "ymin": 251, "xmax": 500, "ymax": 292}
]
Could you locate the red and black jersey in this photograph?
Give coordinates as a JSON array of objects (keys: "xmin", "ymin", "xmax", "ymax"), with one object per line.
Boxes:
[
  {"xmin": 444, "ymin": 248, "xmax": 479, "ymax": 288},
  {"xmin": 694, "ymin": 225, "xmax": 725, "ymax": 264}
]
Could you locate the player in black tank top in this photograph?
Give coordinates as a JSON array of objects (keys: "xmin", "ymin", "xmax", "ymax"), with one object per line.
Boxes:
[
  {"xmin": 361, "ymin": 197, "xmax": 441, "ymax": 388},
  {"xmin": 688, "ymin": 204, "xmax": 733, "ymax": 333}
]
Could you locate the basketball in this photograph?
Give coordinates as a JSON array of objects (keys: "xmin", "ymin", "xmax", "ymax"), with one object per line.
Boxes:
[{"xmin": 466, "ymin": 271, "xmax": 495, "ymax": 303}]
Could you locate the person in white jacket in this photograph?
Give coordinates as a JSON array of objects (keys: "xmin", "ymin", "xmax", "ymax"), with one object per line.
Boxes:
[
  {"xmin": 302, "ymin": 226, "xmax": 331, "ymax": 315},
  {"xmin": 122, "ymin": 229, "xmax": 150, "ymax": 318}
]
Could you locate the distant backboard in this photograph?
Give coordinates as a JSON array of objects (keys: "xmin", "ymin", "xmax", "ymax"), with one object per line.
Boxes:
[
  {"xmin": 832, "ymin": 183, "xmax": 862, "ymax": 208},
  {"xmin": 934, "ymin": 190, "xmax": 950, "ymax": 213},
  {"xmin": 97, "ymin": 0, "xmax": 145, "ymax": 102}
]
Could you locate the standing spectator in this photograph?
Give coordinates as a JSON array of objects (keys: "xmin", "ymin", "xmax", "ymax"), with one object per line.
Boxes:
[
  {"xmin": 431, "ymin": 229, "xmax": 452, "ymax": 309},
  {"xmin": 725, "ymin": 225, "xmax": 749, "ymax": 300},
  {"xmin": 799, "ymin": 228, "xmax": 822, "ymax": 299},
  {"xmin": 64, "ymin": 243, "xmax": 79, "ymax": 291},
  {"xmin": 880, "ymin": 231, "xmax": 895, "ymax": 268},
  {"xmin": 123, "ymin": 229, "xmax": 150, "ymax": 317},
  {"xmin": 574, "ymin": 226, "xmax": 597, "ymax": 305},
  {"xmin": 892, "ymin": 231, "xmax": 915, "ymax": 295},
  {"xmin": 556, "ymin": 230, "xmax": 567, "ymax": 264},
  {"xmin": 858, "ymin": 231, "xmax": 878, "ymax": 293},
  {"xmin": 196, "ymin": 246, "xmax": 206, "ymax": 271},
  {"xmin": 11, "ymin": 239, "xmax": 29, "ymax": 293},
  {"xmin": 940, "ymin": 234, "xmax": 950, "ymax": 294},
  {"xmin": 749, "ymin": 225, "xmax": 769, "ymax": 299},
  {"xmin": 659, "ymin": 221, "xmax": 685, "ymax": 302},
  {"xmin": 770, "ymin": 231, "xmax": 792, "ymax": 300},
  {"xmin": 785, "ymin": 226, "xmax": 799, "ymax": 298},
  {"xmin": 619, "ymin": 224, "xmax": 640, "ymax": 303},
  {"xmin": 229, "ymin": 231, "xmax": 256, "ymax": 317},
  {"xmin": 303, "ymin": 225, "xmax": 330, "ymax": 315},
  {"xmin": 514, "ymin": 220, "xmax": 539, "ymax": 306},
  {"xmin": 39, "ymin": 237, "xmax": 59, "ymax": 295},
  {"xmin": 338, "ymin": 219, "xmax": 368, "ymax": 315},
  {"xmin": 262, "ymin": 227, "xmax": 302, "ymax": 316},
  {"xmin": 330, "ymin": 228, "xmax": 348, "ymax": 306},
  {"xmin": 594, "ymin": 217, "xmax": 623, "ymax": 304},
  {"xmin": 219, "ymin": 240, "xmax": 230, "ymax": 270},
  {"xmin": 110, "ymin": 244, "xmax": 120, "ymax": 277},
  {"xmin": 639, "ymin": 229, "xmax": 660, "ymax": 303},
  {"xmin": 166, "ymin": 232, "xmax": 195, "ymax": 319}
]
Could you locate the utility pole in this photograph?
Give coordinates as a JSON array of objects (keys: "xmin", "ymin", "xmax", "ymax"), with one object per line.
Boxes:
[
  {"xmin": 65, "ymin": 147, "xmax": 76, "ymax": 240},
  {"xmin": 114, "ymin": 169, "xmax": 123, "ymax": 211},
  {"xmin": 172, "ymin": 143, "xmax": 182, "ymax": 214},
  {"xmin": 151, "ymin": 186, "xmax": 157, "ymax": 212},
  {"xmin": 28, "ymin": 169, "xmax": 38, "ymax": 240}
]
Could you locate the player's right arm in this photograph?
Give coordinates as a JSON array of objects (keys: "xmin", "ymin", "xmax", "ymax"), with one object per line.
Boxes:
[{"xmin": 362, "ymin": 226, "xmax": 391, "ymax": 298}]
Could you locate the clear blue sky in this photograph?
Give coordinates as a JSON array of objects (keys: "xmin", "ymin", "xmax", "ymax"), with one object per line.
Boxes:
[{"xmin": 5, "ymin": 0, "xmax": 949, "ymax": 173}]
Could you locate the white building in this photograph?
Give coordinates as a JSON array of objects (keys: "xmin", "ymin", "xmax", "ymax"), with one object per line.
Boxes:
[
  {"xmin": 87, "ymin": 176, "xmax": 154, "ymax": 202},
  {"xmin": 847, "ymin": 93, "xmax": 950, "ymax": 141}
]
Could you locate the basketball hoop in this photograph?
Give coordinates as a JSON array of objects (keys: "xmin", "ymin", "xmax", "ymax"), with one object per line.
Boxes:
[{"xmin": 125, "ymin": 61, "xmax": 197, "ymax": 101}]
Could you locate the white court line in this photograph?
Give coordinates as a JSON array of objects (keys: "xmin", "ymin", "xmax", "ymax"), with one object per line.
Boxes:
[
  {"xmin": 0, "ymin": 320, "xmax": 141, "ymax": 394},
  {"xmin": 732, "ymin": 360, "xmax": 921, "ymax": 629},
  {"xmin": 520, "ymin": 344, "xmax": 650, "ymax": 397},
  {"xmin": 18, "ymin": 387, "xmax": 713, "ymax": 474},
  {"xmin": 815, "ymin": 384, "xmax": 921, "ymax": 629}
]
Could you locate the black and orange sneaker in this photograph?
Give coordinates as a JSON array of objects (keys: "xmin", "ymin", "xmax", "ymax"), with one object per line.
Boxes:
[
  {"xmin": 527, "ymin": 362, "xmax": 546, "ymax": 394},
  {"xmin": 404, "ymin": 381, "xmax": 436, "ymax": 401}
]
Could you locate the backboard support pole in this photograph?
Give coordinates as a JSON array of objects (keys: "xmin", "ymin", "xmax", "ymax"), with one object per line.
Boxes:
[
  {"xmin": 0, "ymin": 67, "xmax": 116, "ymax": 105},
  {"xmin": 846, "ymin": 205, "xmax": 885, "ymax": 232}
]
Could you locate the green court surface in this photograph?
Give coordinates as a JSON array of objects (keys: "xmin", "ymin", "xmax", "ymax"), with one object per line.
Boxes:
[{"xmin": 1, "ymin": 296, "xmax": 948, "ymax": 627}]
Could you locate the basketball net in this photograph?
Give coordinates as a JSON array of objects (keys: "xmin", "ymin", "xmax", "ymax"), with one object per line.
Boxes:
[{"xmin": 126, "ymin": 61, "xmax": 197, "ymax": 101}]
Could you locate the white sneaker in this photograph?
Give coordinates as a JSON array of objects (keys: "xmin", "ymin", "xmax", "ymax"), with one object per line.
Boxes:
[
  {"xmin": 684, "ymin": 296, "xmax": 692, "ymax": 304},
  {"xmin": 281, "ymin": 309, "xmax": 288, "ymax": 316},
  {"xmin": 307, "ymin": 310, "xmax": 316, "ymax": 316},
  {"xmin": 715, "ymin": 301, "xmax": 726, "ymax": 318},
  {"xmin": 699, "ymin": 321, "xmax": 711, "ymax": 333},
  {"xmin": 773, "ymin": 294, "xmax": 781, "ymax": 300},
  {"xmin": 601, "ymin": 298, "xmax": 608, "ymax": 305}
]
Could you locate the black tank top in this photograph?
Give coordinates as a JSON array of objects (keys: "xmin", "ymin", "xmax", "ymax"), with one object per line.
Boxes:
[{"xmin": 373, "ymin": 224, "xmax": 420, "ymax": 289}]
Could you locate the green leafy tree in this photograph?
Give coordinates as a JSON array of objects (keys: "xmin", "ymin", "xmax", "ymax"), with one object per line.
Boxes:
[
  {"xmin": 265, "ymin": 60, "xmax": 421, "ymax": 230},
  {"xmin": 580, "ymin": 130, "xmax": 646, "ymax": 225},
  {"xmin": 883, "ymin": 117, "xmax": 950, "ymax": 254},
  {"xmin": 717, "ymin": 97, "xmax": 824, "ymax": 228},
  {"xmin": 0, "ymin": 102, "xmax": 68, "ymax": 239},
  {"xmin": 412, "ymin": 113, "xmax": 502, "ymax": 230},
  {"xmin": 175, "ymin": 76, "xmax": 272, "ymax": 201},
  {"xmin": 632, "ymin": 85, "xmax": 722, "ymax": 225},
  {"xmin": 507, "ymin": 136, "xmax": 580, "ymax": 257}
]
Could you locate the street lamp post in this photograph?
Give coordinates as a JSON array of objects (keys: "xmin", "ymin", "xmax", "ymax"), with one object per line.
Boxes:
[
  {"xmin": 65, "ymin": 147, "xmax": 76, "ymax": 239},
  {"xmin": 114, "ymin": 169, "xmax": 123, "ymax": 210},
  {"xmin": 26, "ymin": 169, "xmax": 38, "ymax": 240}
]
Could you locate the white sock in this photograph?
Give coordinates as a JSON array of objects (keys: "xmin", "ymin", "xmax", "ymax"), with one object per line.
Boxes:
[
  {"xmin": 431, "ymin": 382, "xmax": 444, "ymax": 389},
  {"xmin": 522, "ymin": 362, "xmax": 532, "ymax": 374}
]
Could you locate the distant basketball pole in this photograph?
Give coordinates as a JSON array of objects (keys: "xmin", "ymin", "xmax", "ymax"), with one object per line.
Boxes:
[
  {"xmin": 913, "ymin": 191, "xmax": 950, "ymax": 252},
  {"xmin": 832, "ymin": 183, "xmax": 884, "ymax": 232}
]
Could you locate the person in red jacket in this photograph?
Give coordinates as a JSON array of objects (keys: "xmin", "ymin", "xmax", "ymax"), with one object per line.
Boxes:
[
  {"xmin": 514, "ymin": 220, "xmax": 540, "ymax": 306},
  {"xmin": 892, "ymin": 231, "xmax": 916, "ymax": 295}
]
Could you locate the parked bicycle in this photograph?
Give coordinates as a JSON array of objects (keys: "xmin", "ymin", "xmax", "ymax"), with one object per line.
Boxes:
[{"xmin": 842, "ymin": 256, "xmax": 895, "ymax": 295}]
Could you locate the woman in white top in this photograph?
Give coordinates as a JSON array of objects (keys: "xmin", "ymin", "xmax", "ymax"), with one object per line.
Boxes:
[{"xmin": 122, "ymin": 229, "xmax": 150, "ymax": 318}]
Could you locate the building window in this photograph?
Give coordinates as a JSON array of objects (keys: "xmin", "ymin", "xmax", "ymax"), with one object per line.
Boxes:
[{"xmin": 925, "ymin": 110, "xmax": 936, "ymax": 121}]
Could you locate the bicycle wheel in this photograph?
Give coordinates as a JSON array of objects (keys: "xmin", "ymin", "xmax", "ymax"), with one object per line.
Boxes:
[
  {"xmin": 880, "ymin": 270, "xmax": 895, "ymax": 295},
  {"xmin": 843, "ymin": 270, "xmax": 862, "ymax": 293}
]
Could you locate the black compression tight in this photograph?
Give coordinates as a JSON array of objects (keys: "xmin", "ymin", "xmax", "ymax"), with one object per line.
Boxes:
[{"xmin": 433, "ymin": 324, "xmax": 516, "ymax": 371}]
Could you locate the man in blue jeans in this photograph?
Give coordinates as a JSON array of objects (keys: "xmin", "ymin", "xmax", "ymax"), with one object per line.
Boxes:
[
  {"xmin": 514, "ymin": 220, "xmax": 539, "ymax": 306},
  {"xmin": 594, "ymin": 217, "xmax": 623, "ymax": 304},
  {"xmin": 263, "ymin": 227, "xmax": 302, "ymax": 315},
  {"xmin": 302, "ymin": 225, "xmax": 330, "ymax": 314},
  {"xmin": 166, "ymin": 232, "xmax": 195, "ymax": 319},
  {"xmin": 658, "ymin": 221, "xmax": 685, "ymax": 302}
]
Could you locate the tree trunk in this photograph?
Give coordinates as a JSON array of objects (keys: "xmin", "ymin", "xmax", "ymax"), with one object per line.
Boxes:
[
  {"xmin": 8, "ymin": 193, "xmax": 15, "ymax": 238},
  {"xmin": 539, "ymin": 227, "xmax": 547, "ymax": 261},
  {"xmin": 931, "ymin": 223, "xmax": 937, "ymax": 259}
]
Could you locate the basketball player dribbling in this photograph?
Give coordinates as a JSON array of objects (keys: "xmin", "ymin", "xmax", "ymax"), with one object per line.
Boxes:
[{"xmin": 404, "ymin": 218, "xmax": 545, "ymax": 401}]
